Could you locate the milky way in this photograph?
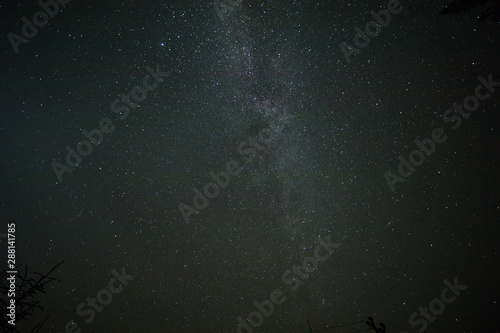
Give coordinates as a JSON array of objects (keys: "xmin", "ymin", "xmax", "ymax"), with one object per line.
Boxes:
[{"xmin": 1, "ymin": 1, "xmax": 499, "ymax": 332}]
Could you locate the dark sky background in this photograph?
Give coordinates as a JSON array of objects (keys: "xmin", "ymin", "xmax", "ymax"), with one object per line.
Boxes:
[{"xmin": 1, "ymin": 0, "xmax": 499, "ymax": 332}]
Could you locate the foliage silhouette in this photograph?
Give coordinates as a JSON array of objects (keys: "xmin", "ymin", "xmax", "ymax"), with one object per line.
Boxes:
[
  {"xmin": 440, "ymin": 0, "xmax": 500, "ymax": 22},
  {"xmin": 0, "ymin": 262, "xmax": 64, "ymax": 333},
  {"xmin": 366, "ymin": 316, "xmax": 386, "ymax": 333},
  {"xmin": 306, "ymin": 316, "xmax": 385, "ymax": 332}
]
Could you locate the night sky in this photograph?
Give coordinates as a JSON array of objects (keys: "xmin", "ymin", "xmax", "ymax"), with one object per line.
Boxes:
[{"xmin": 0, "ymin": 0, "xmax": 499, "ymax": 332}]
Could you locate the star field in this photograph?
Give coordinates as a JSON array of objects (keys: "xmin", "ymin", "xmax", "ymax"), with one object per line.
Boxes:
[{"xmin": 0, "ymin": 0, "xmax": 499, "ymax": 332}]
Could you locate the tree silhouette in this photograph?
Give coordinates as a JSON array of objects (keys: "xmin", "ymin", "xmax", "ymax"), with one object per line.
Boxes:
[
  {"xmin": 0, "ymin": 262, "xmax": 64, "ymax": 333},
  {"xmin": 440, "ymin": 0, "xmax": 500, "ymax": 23},
  {"xmin": 306, "ymin": 316, "xmax": 385, "ymax": 332},
  {"xmin": 366, "ymin": 316, "xmax": 386, "ymax": 333}
]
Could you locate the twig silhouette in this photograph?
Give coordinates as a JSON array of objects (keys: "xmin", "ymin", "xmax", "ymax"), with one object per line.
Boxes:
[{"xmin": 0, "ymin": 262, "xmax": 64, "ymax": 333}]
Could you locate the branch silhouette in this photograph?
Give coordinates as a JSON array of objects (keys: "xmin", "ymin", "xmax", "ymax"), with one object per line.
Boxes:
[{"xmin": 0, "ymin": 262, "xmax": 64, "ymax": 333}]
